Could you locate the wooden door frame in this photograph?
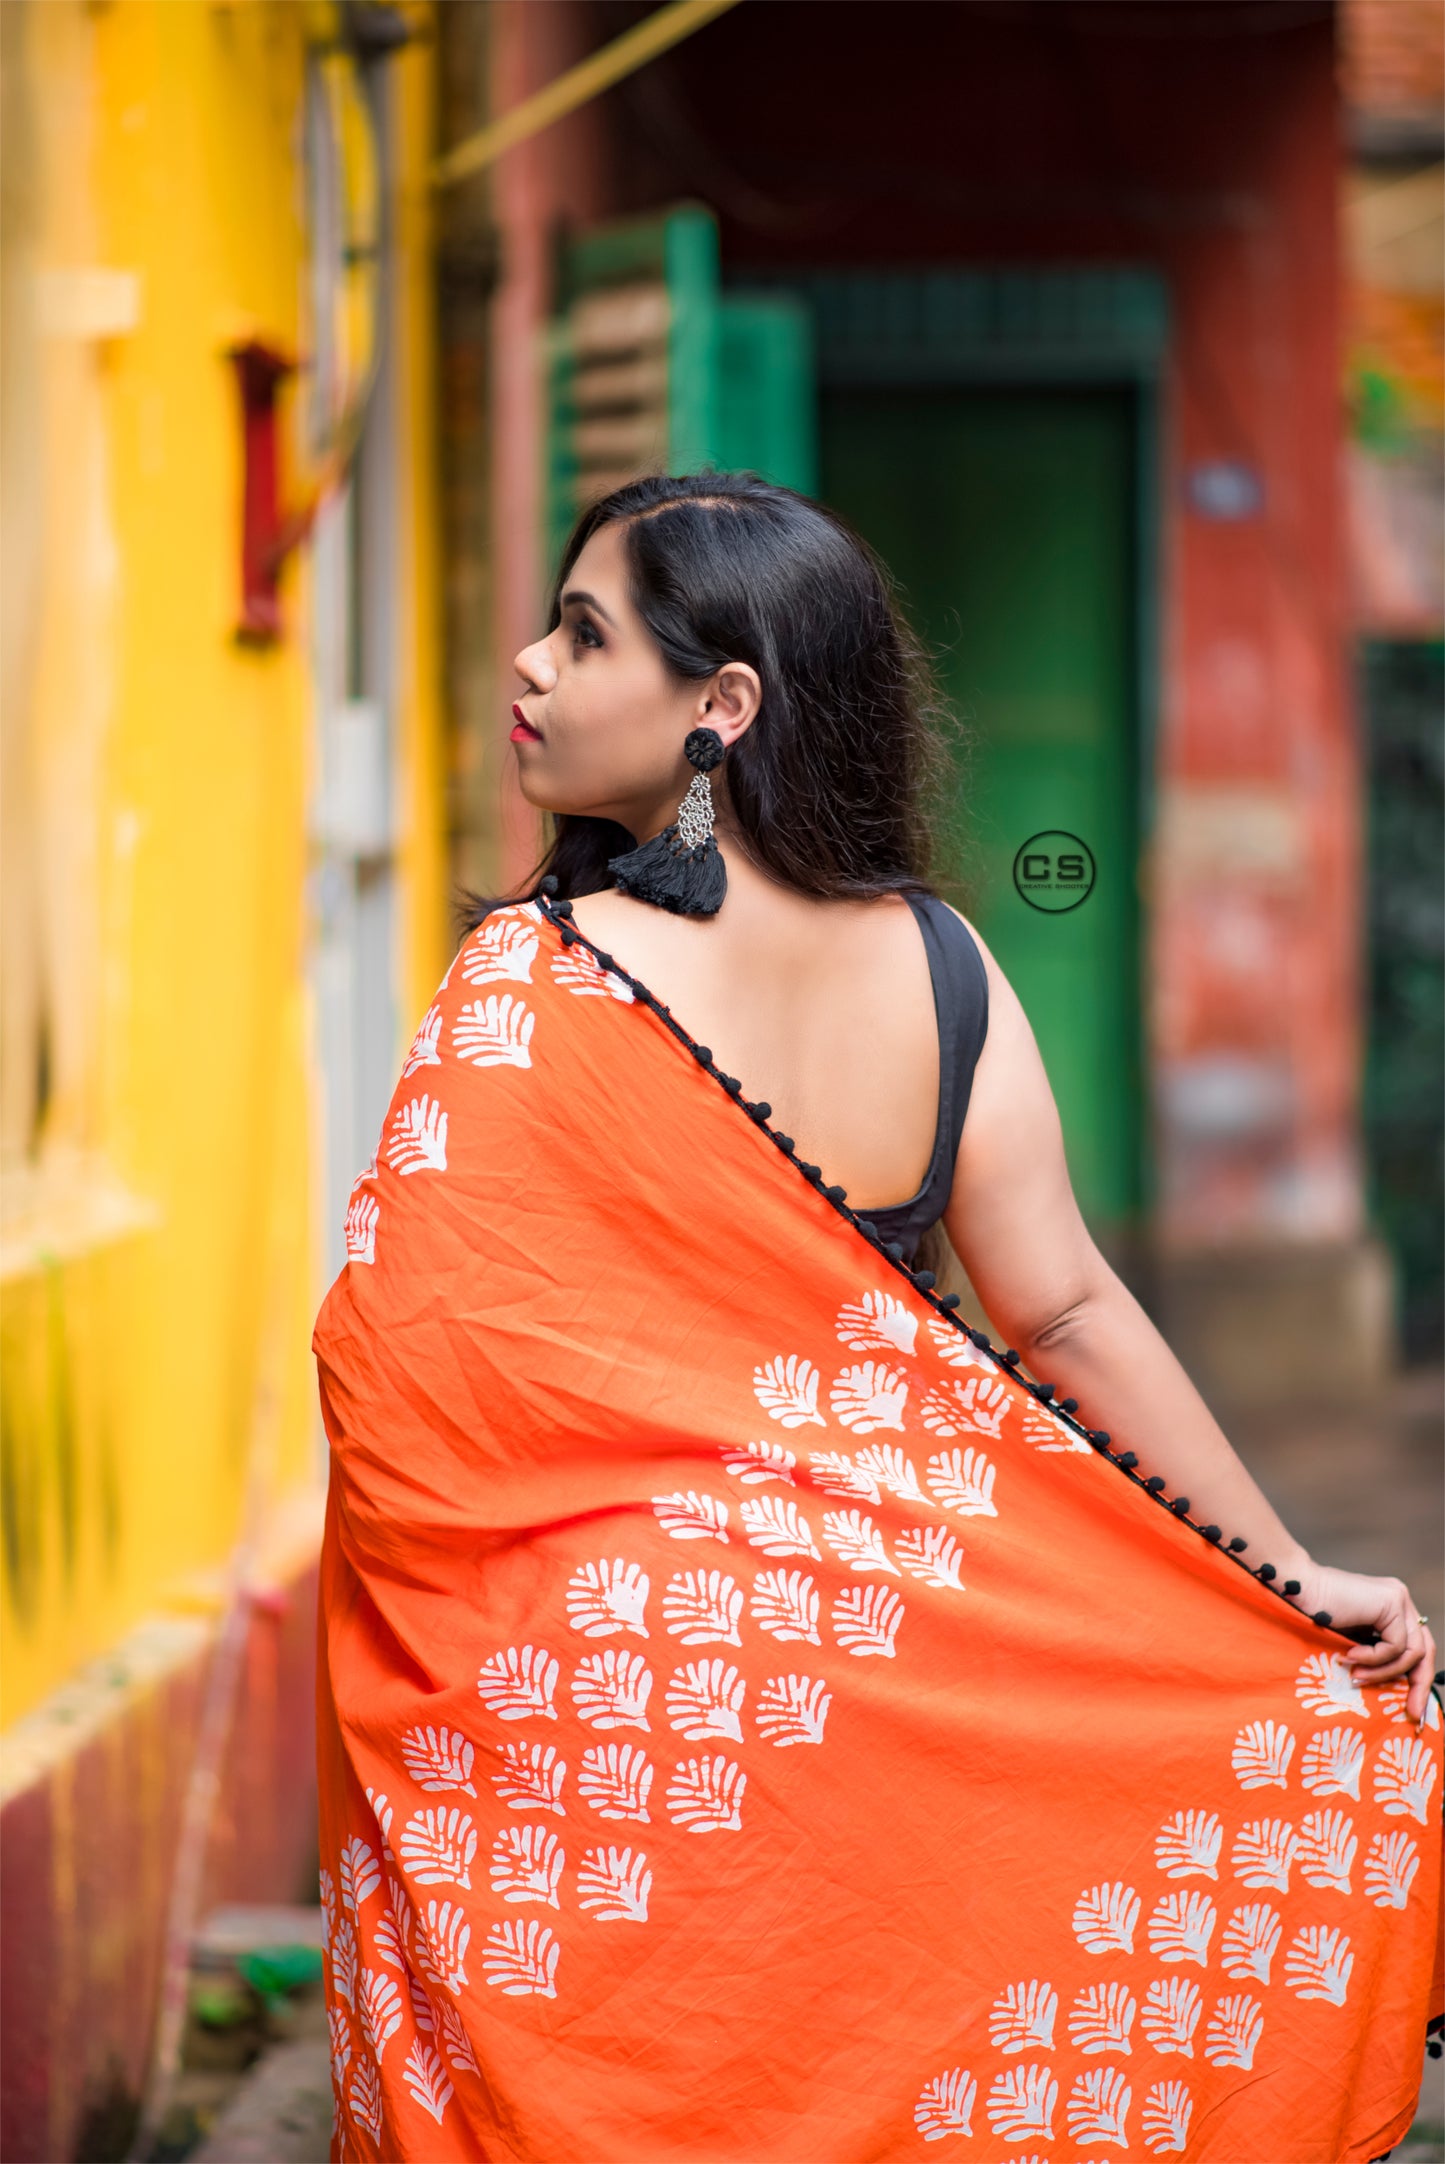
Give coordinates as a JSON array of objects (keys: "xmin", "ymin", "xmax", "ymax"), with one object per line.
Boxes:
[{"xmin": 731, "ymin": 264, "xmax": 1168, "ymax": 1232}]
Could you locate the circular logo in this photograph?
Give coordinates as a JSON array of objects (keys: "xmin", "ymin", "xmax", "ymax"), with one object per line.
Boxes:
[{"xmin": 1012, "ymin": 830, "xmax": 1096, "ymax": 914}]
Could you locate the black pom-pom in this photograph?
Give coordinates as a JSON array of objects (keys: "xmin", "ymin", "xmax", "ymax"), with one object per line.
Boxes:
[
  {"xmin": 1312, "ymin": 1611, "xmax": 1333, "ymax": 1627},
  {"xmin": 1117, "ymin": 1451, "xmax": 1138, "ymax": 1469},
  {"xmin": 1435, "ymin": 1669, "xmax": 1445, "ymax": 1687},
  {"xmin": 683, "ymin": 725, "xmax": 726, "ymax": 773},
  {"xmin": 720, "ymin": 1076, "xmax": 741, "ymax": 1095},
  {"xmin": 774, "ymin": 1134, "xmax": 794, "ymax": 1153},
  {"xmin": 754, "ymin": 1102, "xmax": 771, "ymax": 1120},
  {"xmin": 1091, "ymin": 1430, "xmax": 1111, "ymax": 1447},
  {"xmin": 1060, "ymin": 1397, "xmax": 1078, "ymax": 1413},
  {"xmin": 824, "ymin": 1185, "xmax": 848, "ymax": 1204},
  {"xmin": 857, "ymin": 1220, "xmax": 878, "ymax": 1240},
  {"xmin": 1283, "ymin": 1579, "xmax": 1301, "ymax": 1596},
  {"xmin": 560, "ymin": 926, "xmax": 579, "ymax": 946},
  {"xmin": 913, "ymin": 1269, "xmax": 936, "ymax": 1291},
  {"xmin": 1202, "ymin": 1525, "xmax": 1222, "ymax": 1541},
  {"xmin": 940, "ymin": 1293, "xmax": 961, "ymax": 1310},
  {"xmin": 884, "ymin": 1242, "xmax": 905, "ymax": 1261},
  {"xmin": 1001, "ymin": 1349, "xmax": 1020, "ymax": 1367},
  {"xmin": 1429, "ymin": 2037, "xmax": 1443, "ymax": 2059},
  {"xmin": 1259, "ymin": 1563, "xmax": 1277, "ymax": 1581},
  {"xmin": 694, "ymin": 1046, "xmax": 712, "ymax": 1063},
  {"xmin": 1145, "ymin": 1475, "xmax": 1166, "ymax": 1493},
  {"xmin": 594, "ymin": 950, "xmax": 615, "ymax": 971},
  {"xmin": 550, "ymin": 897, "xmax": 573, "ymax": 917},
  {"xmin": 800, "ymin": 1162, "xmax": 822, "ymax": 1183},
  {"xmin": 539, "ymin": 874, "xmax": 559, "ymax": 895},
  {"xmin": 969, "ymin": 1329, "xmax": 991, "ymax": 1348},
  {"xmin": 1170, "ymin": 1496, "xmax": 1191, "ymax": 1515},
  {"xmin": 1034, "ymin": 1383, "xmax": 1056, "ymax": 1402},
  {"xmin": 1228, "ymin": 1537, "xmax": 1248, "ymax": 1552}
]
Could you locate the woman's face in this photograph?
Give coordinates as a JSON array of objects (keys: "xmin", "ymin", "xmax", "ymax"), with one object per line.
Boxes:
[{"xmin": 510, "ymin": 521, "xmax": 756, "ymax": 840}]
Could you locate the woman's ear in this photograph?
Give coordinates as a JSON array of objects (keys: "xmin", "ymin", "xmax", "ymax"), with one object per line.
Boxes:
[{"xmin": 698, "ymin": 662, "xmax": 762, "ymax": 749}]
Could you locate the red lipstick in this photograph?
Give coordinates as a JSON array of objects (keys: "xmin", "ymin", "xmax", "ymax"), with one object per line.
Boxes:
[{"xmin": 510, "ymin": 703, "xmax": 542, "ymax": 743}]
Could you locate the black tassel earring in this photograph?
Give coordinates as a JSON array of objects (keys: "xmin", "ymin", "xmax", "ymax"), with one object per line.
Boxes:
[{"xmin": 607, "ymin": 725, "xmax": 728, "ymax": 917}]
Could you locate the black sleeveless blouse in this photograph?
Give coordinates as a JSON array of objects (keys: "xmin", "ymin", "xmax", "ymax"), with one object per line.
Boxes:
[{"xmin": 864, "ymin": 892, "xmax": 989, "ymax": 1259}]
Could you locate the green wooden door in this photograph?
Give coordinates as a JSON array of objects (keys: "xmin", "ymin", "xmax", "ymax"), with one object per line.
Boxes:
[{"xmin": 820, "ymin": 388, "xmax": 1144, "ymax": 1238}]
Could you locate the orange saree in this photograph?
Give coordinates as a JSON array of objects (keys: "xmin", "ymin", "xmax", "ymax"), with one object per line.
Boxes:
[{"xmin": 313, "ymin": 892, "xmax": 1443, "ymax": 2163}]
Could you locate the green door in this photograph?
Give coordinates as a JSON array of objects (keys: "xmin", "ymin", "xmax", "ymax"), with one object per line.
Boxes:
[{"xmin": 821, "ymin": 388, "xmax": 1144, "ymax": 1242}]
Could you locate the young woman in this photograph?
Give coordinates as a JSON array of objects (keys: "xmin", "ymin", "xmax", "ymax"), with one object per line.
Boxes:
[{"xmin": 314, "ymin": 473, "xmax": 1442, "ymax": 2163}]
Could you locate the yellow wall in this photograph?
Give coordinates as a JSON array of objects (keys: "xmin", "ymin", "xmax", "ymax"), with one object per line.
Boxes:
[{"xmin": 0, "ymin": 0, "xmax": 445, "ymax": 1722}]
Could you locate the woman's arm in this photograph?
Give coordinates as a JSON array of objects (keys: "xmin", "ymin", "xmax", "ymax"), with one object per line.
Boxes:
[{"xmin": 941, "ymin": 909, "xmax": 1438, "ymax": 1724}]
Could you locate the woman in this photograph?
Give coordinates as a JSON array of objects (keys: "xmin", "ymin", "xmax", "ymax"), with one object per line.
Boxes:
[{"xmin": 314, "ymin": 473, "xmax": 1442, "ymax": 2162}]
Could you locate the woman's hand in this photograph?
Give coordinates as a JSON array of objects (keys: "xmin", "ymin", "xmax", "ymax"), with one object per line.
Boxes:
[{"xmin": 1285, "ymin": 1560, "xmax": 1438, "ymax": 1724}]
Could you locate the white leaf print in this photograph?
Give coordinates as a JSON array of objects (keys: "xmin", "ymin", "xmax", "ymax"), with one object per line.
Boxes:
[
  {"xmin": 492, "ymin": 1740, "xmax": 566, "ymax": 1815},
  {"xmin": 436, "ymin": 1999, "xmax": 480, "ymax": 2076},
  {"xmin": 740, "ymin": 1495, "xmax": 820, "ymax": 1558},
  {"xmin": 1231, "ymin": 1718, "xmax": 1295, "ymax": 1790},
  {"xmin": 1154, "ymin": 1808, "xmax": 1222, "ymax": 1880},
  {"xmin": 1141, "ymin": 2078, "xmax": 1193, "ymax": 2154},
  {"xmin": 401, "ymin": 1003, "xmax": 443, "ymax": 1078},
  {"xmin": 831, "ymin": 1582, "xmax": 904, "ymax": 1657},
  {"xmin": 1373, "ymin": 1733, "xmax": 1437, "ymax": 1822},
  {"xmin": 1066, "ymin": 2065, "xmax": 1131, "ymax": 2145},
  {"xmin": 663, "ymin": 1568, "xmax": 743, "ymax": 1644},
  {"xmin": 1072, "ymin": 1882, "xmax": 1140, "ymax": 1955},
  {"xmin": 1297, "ymin": 1808, "xmax": 1357, "ymax": 1893},
  {"xmin": 719, "ymin": 1439, "xmax": 796, "ymax": 1486},
  {"xmin": 348, "ymin": 2058, "xmax": 383, "ymax": 2141},
  {"xmin": 489, "ymin": 1823, "xmax": 564, "ymax": 1907},
  {"xmin": 1203, "ymin": 1993, "xmax": 1263, "ymax": 2070},
  {"xmin": 372, "ymin": 1911, "xmax": 406, "ymax": 1970},
  {"xmin": 477, "ymin": 1643, "xmax": 559, "ymax": 1721},
  {"xmin": 1219, "ymin": 1902, "xmax": 1282, "ymax": 1984},
  {"xmin": 985, "ymin": 2063, "xmax": 1057, "ymax": 2141},
  {"xmin": 1295, "ymin": 1650, "xmax": 1369, "ymax": 1719},
  {"xmin": 1283, "ymin": 1923, "xmax": 1353, "ymax": 2004},
  {"xmin": 754, "ymin": 1673, "xmax": 830, "ymax": 1746},
  {"xmin": 359, "ymin": 1968, "xmax": 403, "ymax": 2062},
  {"xmin": 749, "ymin": 1568, "xmax": 821, "ymax": 1644},
  {"xmin": 853, "ymin": 1443, "xmax": 927, "ymax": 1504},
  {"xmin": 329, "ymin": 1916, "xmax": 358, "ymax": 2008},
  {"xmin": 452, "ymin": 992, "xmax": 535, "ymax": 1069},
  {"xmin": 665, "ymin": 1658, "xmax": 746, "ymax": 1742},
  {"xmin": 566, "ymin": 1558, "xmax": 650, "ymax": 1638},
  {"xmin": 319, "ymin": 1869, "xmax": 337, "ymax": 1935},
  {"xmin": 807, "ymin": 1451, "xmax": 881, "ymax": 1503},
  {"xmin": 822, "ymin": 1508, "xmax": 901, "ymax": 1576},
  {"xmin": 328, "ymin": 2005, "xmax": 352, "ymax": 2084},
  {"xmin": 1068, "ymin": 1981, "xmax": 1137, "ymax": 2055},
  {"xmin": 922, "ymin": 1373, "xmax": 1011, "ymax": 1439},
  {"xmin": 1139, "ymin": 1977, "xmax": 1202, "ymax": 2056},
  {"xmin": 398, "ymin": 1807, "xmax": 478, "ymax": 1889},
  {"xmin": 989, "ymin": 1980, "xmax": 1058, "ymax": 2055},
  {"xmin": 416, "ymin": 1899, "xmax": 470, "ymax": 1995},
  {"xmin": 1377, "ymin": 1680, "xmax": 1439, "ymax": 1727},
  {"xmin": 577, "ymin": 1741, "xmax": 653, "ymax": 1821},
  {"xmin": 1230, "ymin": 1817, "xmax": 1298, "ymax": 1891},
  {"xmin": 482, "ymin": 1918, "xmax": 559, "ymax": 1997},
  {"xmin": 577, "ymin": 1844, "xmax": 652, "ymax": 1921},
  {"xmin": 385, "ymin": 1094, "xmax": 448, "ymax": 1175},
  {"xmin": 925, "ymin": 1446, "xmax": 999, "ymax": 1517},
  {"xmin": 924, "ymin": 1316, "xmax": 992, "ymax": 1369},
  {"xmin": 1363, "ymin": 1829, "xmax": 1420, "ymax": 1909},
  {"xmin": 402, "ymin": 2041, "xmax": 454, "ymax": 2127},
  {"xmin": 409, "ymin": 1976, "xmax": 436, "ymax": 2032},
  {"xmin": 894, "ymin": 1524, "xmax": 965, "ymax": 1591},
  {"xmin": 836, "ymin": 1290, "xmax": 919, "ymax": 1357},
  {"xmin": 364, "ymin": 1790, "xmax": 394, "ymax": 1863},
  {"xmin": 549, "ymin": 944, "xmax": 633, "ymax": 1000},
  {"xmin": 665, "ymin": 1753, "xmax": 746, "ymax": 1832},
  {"xmin": 401, "ymin": 1725, "xmax": 477, "ymax": 1795},
  {"xmin": 340, "ymin": 1837, "xmax": 382, "ymax": 1915},
  {"xmin": 1147, "ymin": 1890, "xmax": 1215, "ymax": 1966},
  {"xmin": 753, "ymin": 1353, "xmax": 826, "ymax": 1428},
  {"xmin": 571, "ymin": 1648, "xmax": 652, "ymax": 1730},
  {"xmin": 1300, "ymin": 1725, "xmax": 1365, "ymax": 1799},
  {"xmin": 651, "ymin": 1491, "xmax": 730, "ymax": 1543},
  {"xmin": 913, "ymin": 2067, "xmax": 976, "ymax": 2140},
  {"xmin": 388, "ymin": 1875, "xmax": 413, "ymax": 1947},
  {"xmin": 830, "ymin": 1360, "xmax": 908, "ymax": 1434},
  {"xmin": 1020, "ymin": 1399, "xmax": 1091, "ymax": 1453},
  {"xmin": 462, "ymin": 912, "xmax": 538, "ymax": 984},
  {"xmin": 344, "ymin": 1192, "xmax": 378, "ymax": 1265}
]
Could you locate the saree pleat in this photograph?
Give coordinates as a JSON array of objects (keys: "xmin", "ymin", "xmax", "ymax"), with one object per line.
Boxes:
[{"xmin": 313, "ymin": 897, "xmax": 1444, "ymax": 2163}]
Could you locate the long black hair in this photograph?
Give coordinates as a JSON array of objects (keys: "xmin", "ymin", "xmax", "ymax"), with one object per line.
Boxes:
[{"xmin": 463, "ymin": 470, "xmax": 957, "ymax": 929}]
